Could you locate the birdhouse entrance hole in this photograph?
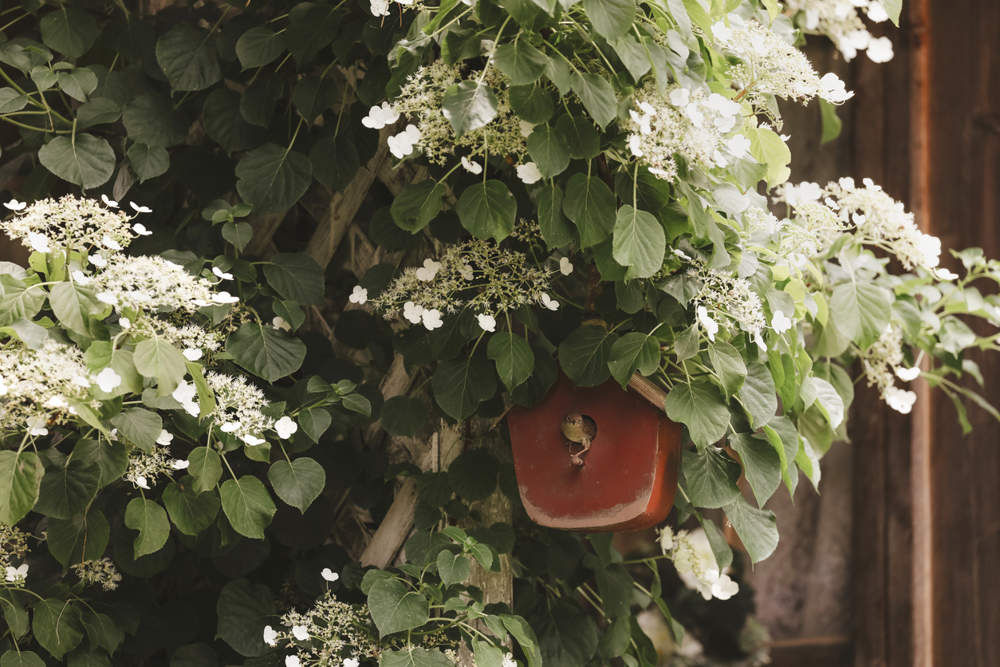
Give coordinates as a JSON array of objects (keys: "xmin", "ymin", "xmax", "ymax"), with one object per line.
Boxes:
[{"xmin": 507, "ymin": 375, "xmax": 682, "ymax": 532}]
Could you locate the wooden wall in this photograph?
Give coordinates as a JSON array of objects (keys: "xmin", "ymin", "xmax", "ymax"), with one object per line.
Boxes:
[{"xmin": 753, "ymin": 1, "xmax": 1000, "ymax": 665}]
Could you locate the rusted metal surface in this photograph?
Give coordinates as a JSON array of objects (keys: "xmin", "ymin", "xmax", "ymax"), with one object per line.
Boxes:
[{"xmin": 507, "ymin": 375, "xmax": 681, "ymax": 531}]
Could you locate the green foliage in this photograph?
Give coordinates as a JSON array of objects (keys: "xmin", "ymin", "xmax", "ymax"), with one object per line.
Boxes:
[{"xmin": 4, "ymin": 0, "xmax": 996, "ymax": 664}]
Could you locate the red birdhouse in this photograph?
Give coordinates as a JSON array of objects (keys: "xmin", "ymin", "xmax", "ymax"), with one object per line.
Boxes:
[{"xmin": 506, "ymin": 374, "xmax": 682, "ymax": 532}]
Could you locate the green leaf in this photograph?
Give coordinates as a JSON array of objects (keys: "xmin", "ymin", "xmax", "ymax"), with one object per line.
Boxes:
[
  {"xmin": 802, "ymin": 375, "xmax": 845, "ymax": 429},
  {"xmin": 156, "ymin": 24, "xmax": 222, "ymax": 91},
  {"xmin": 0, "ymin": 451, "xmax": 43, "ymax": 525},
  {"xmin": 202, "ymin": 89, "xmax": 264, "ymax": 153},
  {"xmin": 299, "ymin": 407, "xmax": 332, "ymax": 443},
  {"xmin": 162, "ymin": 479, "xmax": 220, "ymax": 536},
  {"xmin": 556, "ymin": 114, "xmax": 601, "ymax": 159},
  {"xmin": 47, "ymin": 509, "xmax": 109, "ymax": 566},
  {"xmin": 57, "ymin": 68, "xmax": 98, "ymax": 103},
  {"xmin": 594, "ymin": 563, "xmax": 633, "ymax": 617},
  {"xmin": 681, "ymin": 447, "xmax": 741, "ymax": 508},
  {"xmin": 110, "ymin": 408, "xmax": 163, "ymax": 452},
  {"xmin": 699, "ymin": 516, "xmax": 733, "ymax": 571},
  {"xmin": 262, "ymin": 253, "xmax": 325, "ymax": 305},
  {"xmin": 723, "ymin": 496, "xmax": 779, "ymax": 563},
  {"xmin": 292, "ymin": 77, "xmax": 337, "ymax": 120},
  {"xmin": 216, "ymin": 579, "xmax": 274, "ymax": 657},
  {"xmin": 186, "ymin": 360, "xmax": 216, "ymax": 418},
  {"xmin": 501, "ymin": 615, "xmax": 543, "ymax": 667},
  {"xmin": 127, "ymin": 143, "xmax": 170, "ymax": 182},
  {"xmin": 472, "ymin": 641, "xmax": 505, "ymax": 667},
  {"xmin": 487, "ymin": 332, "xmax": 535, "ymax": 390},
  {"xmin": 38, "ymin": 134, "xmax": 115, "ymax": 189},
  {"xmin": 707, "ymin": 341, "xmax": 747, "ymax": 395},
  {"xmin": 2, "ymin": 596, "xmax": 29, "ymax": 638},
  {"xmin": 527, "ymin": 124, "xmax": 571, "ymax": 178},
  {"xmin": 432, "ymin": 357, "xmax": 496, "ymax": 420},
  {"xmin": 495, "ymin": 41, "xmax": 549, "ymax": 85},
  {"xmin": 610, "ymin": 34, "xmax": 651, "ymax": 82},
  {"xmin": 563, "ymin": 173, "xmax": 615, "ymax": 247},
  {"xmin": 558, "ymin": 325, "xmax": 616, "ymax": 386},
  {"xmin": 32, "ymin": 599, "xmax": 83, "ymax": 660},
  {"xmin": 763, "ymin": 416, "xmax": 800, "ymax": 496},
  {"xmin": 222, "ymin": 222, "xmax": 253, "ymax": 251},
  {"xmin": 457, "ymin": 180, "xmax": 517, "ymax": 242},
  {"xmin": 40, "ymin": 8, "xmax": 99, "ymax": 57},
  {"xmin": 124, "ymin": 497, "xmax": 170, "ymax": 559},
  {"xmin": 441, "ymin": 79, "xmax": 499, "ymax": 136},
  {"xmin": 80, "ymin": 612, "xmax": 123, "ymax": 655},
  {"xmin": 571, "ymin": 73, "xmax": 617, "ymax": 128},
  {"xmin": 380, "ymin": 647, "xmax": 454, "ymax": 667},
  {"xmin": 123, "ymin": 94, "xmax": 187, "ymax": 147},
  {"xmin": 0, "ymin": 650, "xmax": 45, "ymax": 667},
  {"xmin": 235, "ymin": 143, "xmax": 313, "ymax": 214},
  {"xmin": 268, "ymin": 457, "xmax": 325, "ymax": 513},
  {"xmin": 749, "ymin": 127, "xmax": 791, "ymax": 188},
  {"xmin": 48, "ymin": 283, "xmax": 103, "ymax": 337},
  {"xmin": 0, "ymin": 88, "xmax": 28, "ymax": 114},
  {"xmin": 35, "ymin": 459, "xmax": 100, "ymax": 520},
  {"xmin": 227, "ymin": 322, "xmax": 306, "ymax": 382},
  {"xmin": 436, "ymin": 550, "xmax": 471, "ymax": 586},
  {"xmin": 882, "ymin": 0, "xmax": 902, "ymax": 25},
  {"xmin": 583, "ymin": 0, "xmax": 635, "ymax": 40},
  {"xmin": 607, "ymin": 332, "xmax": 659, "ymax": 386},
  {"xmin": 368, "ymin": 577, "xmax": 430, "ymax": 637},
  {"xmin": 537, "ymin": 182, "xmax": 574, "ymax": 247},
  {"xmin": 509, "ymin": 83, "xmax": 556, "ymax": 123},
  {"xmin": 819, "ymin": 99, "xmax": 842, "ymax": 144},
  {"xmin": 0, "ymin": 275, "xmax": 45, "ymax": 327},
  {"xmin": 612, "ymin": 205, "xmax": 665, "ymax": 279},
  {"xmin": 235, "ymin": 26, "xmax": 286, "ymax": 69},
  {"xmin": 391, "ymin": 181, "xmax": 447, "ymax": 233},
  {"xmin": 219, "ymin": 476, "xmax": 276, "ymax": 539},
  {"xmin": 830, "ymin": 281, "xmax": 892, "ymax": 348},
  {"xmin": 188, "ymin": 447, "xmax": 222, "ymax": 493},
  {"xmin": 730, "ymin": 433, "xmax": 781, "ymax": 507},
  {"xmin": 665, "ymin": 380, "xmax": 730, "ymax": 449},
  {"xmin": 76, "ymin": 97, "xmax": 120, "ymax": 129},
  {"xmin": 737, "ymin": 362, "xmax": 777, "ymax": 428},
  {"xmin": 134, "ymin": 338, "xmax": 187, "ymax": 394}
]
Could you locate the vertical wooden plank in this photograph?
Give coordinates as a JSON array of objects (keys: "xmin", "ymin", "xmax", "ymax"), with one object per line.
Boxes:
[{"xmin": 925, "ymin": 0, "xmax": 1000, "ymax": 665}]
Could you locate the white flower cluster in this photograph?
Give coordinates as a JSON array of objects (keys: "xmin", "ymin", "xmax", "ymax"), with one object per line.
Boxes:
[
  {"xmin": 124, "ymin": 435, "xmax": 186, "ymax": 490},
  {"xmin": 378, "ymin": 61, "xmax": 527, "ymax": 166},
  {"xmin": 206, "ymin": 372, "xmax": 276, "ymax": 446},
  {"xmin": 0, "ymin": 524, "xmax": 29, "ymax": 580},
  {"xmin": 0, "ymin": 340, "xmax": 91, "ymax": 434},
  {"xmin": 861, "ymin": 324, "xmax": 919, "ymax": 414},
  {"xmin": 1, "ymin": 195, "xmax": 144, "ymax": 256},
  {"xmin": 625, "ymin": 83, "xmax": 752, "ymax": 182},
  {"xmin": 370, "ymin": 240, "xmax": 558, "ymax": 331},
  {"xmin": 785, "ymin": 0, "xmax": 895, "ymax": 62},
  {"xmin": 70, "ymin": 557, "xmax": 122, "ymax": 591},
  {"xmin": 775, "ymin": 178, "xmax": 944, "ymax": 274},
  {"xmin": 263, "ymin": 585, "xmax": 379, "ymax": 667},
  {"xmin": 713, "ymin": 17, "xmax": 854, "ymax": 106},
  {"xmin": 688, "ymin": 260, "xmax": 768, "ymax": 351},
  {"xmin": 90, "ymin": 255, "xmax": 230, "ymax": 314},
  {"xmin": 129, "ymin": 319, "xmax": 225, "ymax": 363},
  {"xmin": 659, "ymin": 526, "xmax": 739, "ymax": 601},
  {"xmin": 369, "ymin": 0, "xmax": 418, "ymax": 18}
]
